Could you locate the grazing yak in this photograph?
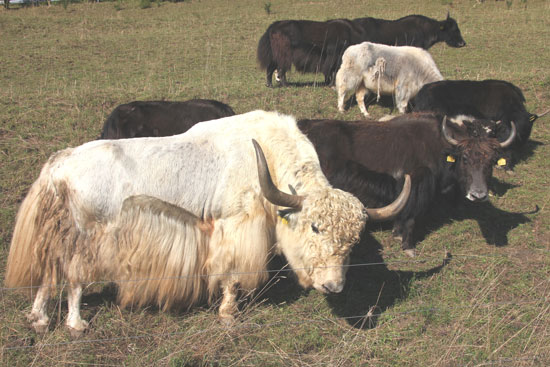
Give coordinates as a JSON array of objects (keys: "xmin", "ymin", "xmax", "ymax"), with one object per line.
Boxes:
[
  {"xmin": 100, "ymin": 99, "xmax": 235, "ymax": 139},
  {"xmin": 5, "ymin": 110, "xmax": 411, "ymax": 335},
  {"xmin": 408, "ymin": 79, "xmax": 550, "ymax": 148},
  {"xmin": 257, "ymin": 14, "xmax": 465, "ymax": 87},
  {"xmin": 298, "ymin": 113, "xmax": 516, "ymax": 256},
  {"xmin": 335, "ymin": 42, "xmax": 443, "ymax": 116}
]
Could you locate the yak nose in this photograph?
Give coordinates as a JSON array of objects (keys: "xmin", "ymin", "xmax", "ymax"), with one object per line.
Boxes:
[
  {"xmin": 468, "ymin": 190, "xmax": 488, "ymax": 202},
  {"xmin": 322, "ymin": 280, "xmax": 344, "ymax": 294},
  {"xmin": 459, "ymin": 41, "xmax": 466, "ymax": 47}
]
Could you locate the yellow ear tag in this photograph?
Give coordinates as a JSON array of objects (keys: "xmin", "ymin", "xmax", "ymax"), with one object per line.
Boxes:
[
  {"xmin": 446, "ymin": 155, "xmax": 456, "ymax": 163},
  {"xmin": 281, "ymin": 217, "xmax": 289, "ymax": 225},
  {"xmin": 497, "ymin": 158, "xmax": 507, "ymax": 166}
]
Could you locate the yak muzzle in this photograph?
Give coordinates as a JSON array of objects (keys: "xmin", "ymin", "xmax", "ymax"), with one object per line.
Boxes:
[
  {"xmin": 466, "ymin": 189, "xmax": 488, "ymax": 202},
  {"xmin": 318, "ymin": 280, "xmax": 345, "ymax": 294}
]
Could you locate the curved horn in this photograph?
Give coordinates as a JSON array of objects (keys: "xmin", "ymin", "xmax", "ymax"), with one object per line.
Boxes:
[
  {"xmin": 442, "ymin": 115, "xmax": 459, "ymax": 146},
  {"xmin": 252, "ymin": 139, "xmax": 304, "ymax": 209},
  {"xmin": 499, "ymin": 121, "xmax": 516, "ymax": 148},
  {"xmin": 366, "ymin": 174, "xmax": 411, "ymax": 221}
]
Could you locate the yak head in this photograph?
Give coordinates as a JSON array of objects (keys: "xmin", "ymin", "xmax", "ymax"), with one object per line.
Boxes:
[
  {"xmin": 442, "ymin": 117, "xmax": 515, "ymax": 202},
  {"xmin": 439, "ymin": 13, "xmax": 466, "ymax": 48},
  {"xmin": 252, "ymin": 140, "xmax": 410, "ymax": 294}
]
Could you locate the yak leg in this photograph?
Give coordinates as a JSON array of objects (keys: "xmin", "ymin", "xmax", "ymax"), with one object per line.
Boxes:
[
  {"xmin": 400, "ymin": 218, "xmax": 416, "ymax": 257},
  {"xmin": 27, "ymin": 284, "xmax": 51, "ymax": 333},
  {"xmin": 277, "ymin": 68, "xmax": 288, "ymax": 86},
  {"xmin": 394, "ymin": 83, "xmax": 409, "ymax": 114},
  {"xmin": 356, "ymin": 85, "xmax": 371, "ymax": 117},
  {"xmin": 218, "ymin": 280, "xmax": 239, "ymax": 324},
  {"xmin": 324, "ymin": 70, "xmax": 335, "ymax": 87},
  {"xmin": 266, "ymin": 63, "xmax": 277, "ymax": 88},
  {"xmin": 393, "ymin": 217, "xmax": 416, "ymax": 257},
  {"xmin": 66, "ymin": 282, "xmax": 88, "ymax": 337},
  {"xmin": 337, "ymin": 85, "xmax": 348, "ymax": 113}
]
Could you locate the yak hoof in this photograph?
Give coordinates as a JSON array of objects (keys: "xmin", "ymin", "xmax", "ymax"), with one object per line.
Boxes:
[
  {"xmin": 31, "ymin": 320, "xmax": 49, "ymax": 334},
  {"xmin": 67, "ymin": 320, "xmax": 89, "ymax": 338},
  {"xmin": 219, "ymin": 313, "xmax": 236, "ymax": 326},
  {"xmin": 404, "ymin": 249, "xmax": 416, "ymax": 258},
  {"xmin": 68, "ymin": 327, "xmax": 85, "ymax": 338},
  {"xmin": 27, "ymin": 313, "xmax": 49, "ymax": 334}
]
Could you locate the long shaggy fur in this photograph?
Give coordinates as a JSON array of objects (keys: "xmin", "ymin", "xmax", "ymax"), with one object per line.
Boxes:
[
  {"xmin": 107, "ymin": 196, "xmax": 212, "ymax": 310},
  {"xmin": 257, "ymin": 26, "xmax": 275, "ymax": 71},
  {"xmin": 5, "ymin": 151, "xmax": 86, "ymax": 289}
]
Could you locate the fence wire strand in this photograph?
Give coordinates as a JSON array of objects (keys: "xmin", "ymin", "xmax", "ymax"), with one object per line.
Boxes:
[{"xmin": 0, "ymin": 252, "xmax": 506, "ymax": 292}]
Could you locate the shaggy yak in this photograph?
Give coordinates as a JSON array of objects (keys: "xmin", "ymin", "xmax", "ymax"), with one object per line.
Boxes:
[{"xmin": 5, "ymin": 110, "xmax": 410, "ymax": 335}]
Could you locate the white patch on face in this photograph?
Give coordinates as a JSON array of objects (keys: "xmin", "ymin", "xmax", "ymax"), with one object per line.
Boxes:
[{"xmin": 449, "ymin": 114, "xmax": 476, "ymax": 126}]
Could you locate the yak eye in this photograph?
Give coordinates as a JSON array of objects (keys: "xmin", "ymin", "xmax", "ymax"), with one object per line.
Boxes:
[{"xmin": 311, "ymin": 223, "xmax": 320, "ymax": 233}]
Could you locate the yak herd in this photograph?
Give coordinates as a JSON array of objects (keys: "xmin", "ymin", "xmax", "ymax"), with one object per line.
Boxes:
[{"xmin": 5, "ymin": 13, "xmax": 548, "ymax": 336}]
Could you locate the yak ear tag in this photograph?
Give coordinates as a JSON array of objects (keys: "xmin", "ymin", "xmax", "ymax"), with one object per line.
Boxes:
[
  {"xmin": 446, "ymin": 155, "xmax": 456, "ymax": 163},
  {"xmin": 497, "ymin": 158, "xmax": 507, "ymax": 167}
]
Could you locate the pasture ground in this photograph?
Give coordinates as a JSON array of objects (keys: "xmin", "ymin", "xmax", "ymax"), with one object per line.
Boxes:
[{"xmin": 1, "ymin": 0, "xmax": 549, "ymax": 365}]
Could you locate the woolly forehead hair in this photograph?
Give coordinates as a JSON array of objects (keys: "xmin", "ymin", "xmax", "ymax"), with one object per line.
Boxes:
[
  {"xmin": 456, "ymin": 137, "xmax": 502, "ymax": 159},
  {"xmin": 299, "ymin": 188, "xmax": 367, "ymax": 255}
]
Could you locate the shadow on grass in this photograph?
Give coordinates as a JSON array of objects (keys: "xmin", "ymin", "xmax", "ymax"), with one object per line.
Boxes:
[
  {"xmin": 452, "ymin": 199, "xmax": 537, "ymax": 247},
  {"xmin": 512, "ymin": 139, "xmax": 543, "ymax": 167},
  {"xmin": 325, "ymin": 231, "xmax": 450, "ymax": 329},
  {"xmin": 405, "ymin": 189, "xmax": 535, "ymax": 250}
]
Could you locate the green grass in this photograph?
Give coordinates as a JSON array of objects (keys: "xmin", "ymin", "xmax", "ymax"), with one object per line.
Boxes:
[{"xmin": 1, "ymin": 0, "xmax": 550, "ymax": 365}]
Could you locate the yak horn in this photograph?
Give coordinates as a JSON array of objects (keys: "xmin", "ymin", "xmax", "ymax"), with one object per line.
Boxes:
[
  {"xmin": 499, "ymin": 121, "xmax": 516, "ymax": 148},
  {"xmin": 252, "ymin": 139, "xmax": 304, "ymax": 209},
  {"xmin": 366, "ymin": 174, "xmax": 411, "ymax": 221},
  {"xmin": 442, "ymin": 116, "xmax": 459, "ymax": 146}
]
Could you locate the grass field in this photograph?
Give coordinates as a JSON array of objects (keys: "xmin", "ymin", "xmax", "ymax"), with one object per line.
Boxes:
[{"xmin": 1, "ymin": 0, "xmax": 550, "ymax": 365}]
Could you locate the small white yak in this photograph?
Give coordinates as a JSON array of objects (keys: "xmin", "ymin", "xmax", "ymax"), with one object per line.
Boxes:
[{"xmin": 335, "ymin": 42, "xmax": 443, "ymax": 116}]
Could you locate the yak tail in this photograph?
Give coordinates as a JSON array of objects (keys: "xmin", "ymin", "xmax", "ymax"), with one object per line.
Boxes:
[
  {"xmin": 5, "ymin": 163, "xmax": 69, "ymax": 289},
  {"xmin": 533, "ymin": 108, "xmax": 550, "ymax": 122},
  {"xmin": 257, "ymin": 28, "xmax": 273, "ymax": 70},
  {"xmin": 112, "ymin": 196, "xmax": 213, "ymax": 311}
]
